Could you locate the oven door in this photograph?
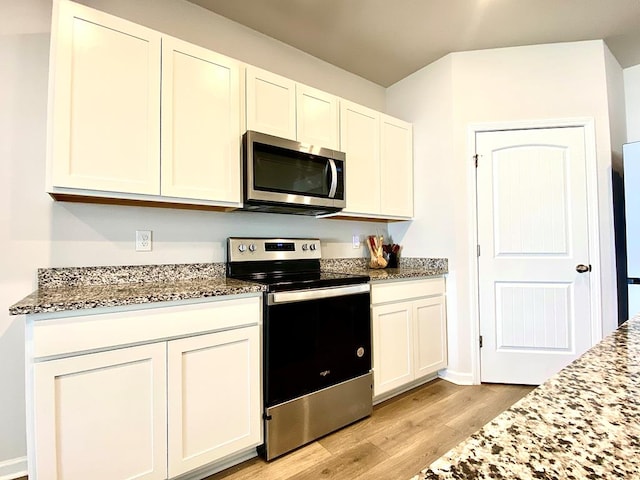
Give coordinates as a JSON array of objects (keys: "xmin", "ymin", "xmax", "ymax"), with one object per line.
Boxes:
[{"xmin": 264, "ymin": 283, "xmax": 371, "ymax": 408}]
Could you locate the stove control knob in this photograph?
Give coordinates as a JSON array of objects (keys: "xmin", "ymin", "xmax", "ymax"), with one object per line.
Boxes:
[
  {"xmin": 248, "ymin": 243, "xmax": 256, "ymax": 252},
  {"xmin": 309, "ymin": 243, "xmax": 317, "ymax": 251},
  {"xmin": 302, "ymin": 244, "xmax": 308, "ymax": 251},
  {"xmin": 238, "ymin": 243, "xmax": 247, "ymax": 253}
]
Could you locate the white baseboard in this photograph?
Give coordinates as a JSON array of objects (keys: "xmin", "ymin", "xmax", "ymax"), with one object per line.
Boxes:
[
  {"xmin": 373, "ymin": 373, "xmax": 439, "ymax": 405},
  {"xmin": 438, "ymin": 369, "xmax": 475, "ymax": 385},
  {"xmin": 0, "ymin": 456, "xmax": 27, "ymax": 480}
]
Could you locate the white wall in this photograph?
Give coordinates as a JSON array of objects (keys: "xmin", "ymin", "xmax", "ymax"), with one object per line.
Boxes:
[
  {"xmin": 625, "ymin": 64, "xmax": 640, "ymax": 142},
  {"xmin": 388, "ymin": 40, "xmax": 623, "ymax": 385},
  {"xmin": 0, "ymin": 0, "xmax": 387, "ymax": 475},
  {"xmin": 1, "ymin": 2, "xmax": 51, "ymax": 475}
]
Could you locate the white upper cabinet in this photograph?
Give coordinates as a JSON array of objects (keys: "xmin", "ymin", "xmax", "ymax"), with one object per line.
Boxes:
[
  {"xmin": 296, "ymin": 84, "xmax": 340, "ymax": 150},
  {"xmin": 47, "ymin": 0, "xmax": 242, "ymax": 208},
  {"xmin": 380, "ymin": 115, "xmax": 413, "ymax": 218},
  {"xmin": 340, "ymin": 101, "xmax": 381, "ymax": 214},
  {"xmin": 339, "ymin": 101, "xmax": 414, "ymax": 219},
  {"xmin": 246, "ymin": 66, "xmax": 297, "ymax": 141},
  {"xmin": 48, "ymin": 0, "xmax": 161, "ymax": 195},
  {"xmin": 246, "ymin": 66, "xmax": 340, "ymax": 149},
  {"xmin": 161, "ymin": 37, "xmax": 241, "ymax": 203},
  {"xmin": 46, "ymin": 1, "xmax": 411, "ymax": 217}
]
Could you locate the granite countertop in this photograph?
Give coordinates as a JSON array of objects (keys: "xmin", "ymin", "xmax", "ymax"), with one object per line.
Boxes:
[
  {"xmin": 321, "ymin": 257, "xmax": 448, "ymax": 281},
  {"xmin": 414, "ymin": 317, "xmax": 640, "ymax": 480},
  {"xmin": 10, "ymin": 258, "xmax": 448, "ymax": 316},
  {"xmin": 9, "ymin": 277, "xmax": 265, "ymax": 316},
  {"xmin": 9, "ymin": 263, "xmax": 265, "ymax": 316}
]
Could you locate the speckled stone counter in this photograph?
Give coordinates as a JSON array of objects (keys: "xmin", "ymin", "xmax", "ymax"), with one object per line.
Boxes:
[
  {"xmin": 321, "ymin": 257, "xmax": 448, "ymax": 280},
  {"xmin": 11, "ymin": 258, "xmax": 447, "ymax": 316},
  {"xmin": 10, "ymin": 263, "xmax": 265, "ymax": 316},
  {"xmin": 413, "ymin": 317, "xmax": 640, "ymax": 480}
]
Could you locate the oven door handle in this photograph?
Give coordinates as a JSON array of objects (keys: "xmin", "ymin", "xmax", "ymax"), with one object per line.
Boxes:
[{"xmin": 268, "ymin": 283, "xmax": 370, "ymax": 305}]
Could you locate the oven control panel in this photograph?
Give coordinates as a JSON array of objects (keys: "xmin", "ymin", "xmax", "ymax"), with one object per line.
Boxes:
[{"xmin": 228, "ymin": 237, "xmax": 321, "ymax": 262}]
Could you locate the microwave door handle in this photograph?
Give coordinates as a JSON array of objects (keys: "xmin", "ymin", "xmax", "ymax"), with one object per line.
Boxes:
[{"xmin": 328, "ymin": 159, "xmax": 338, "ymax": 198}]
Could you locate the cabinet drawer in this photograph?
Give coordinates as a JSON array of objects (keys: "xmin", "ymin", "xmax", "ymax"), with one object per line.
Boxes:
[
  {"xmin": 32, "ymin": 296, "xmax": 261, "ymax": 359},
  {"xmin": 371, "ymin": 277, "xmax": 444, "ymax": 305}
]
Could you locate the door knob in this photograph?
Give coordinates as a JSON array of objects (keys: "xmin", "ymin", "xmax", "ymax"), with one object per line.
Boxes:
[{"xmin": 576, "ymin": 264, "xmax": 591, "ymax": 273}]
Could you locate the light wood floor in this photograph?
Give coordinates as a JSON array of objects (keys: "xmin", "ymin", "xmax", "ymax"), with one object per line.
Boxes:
[
  {"xmin": 205, "ymin": 379, "xmax": 534, "ymax": 480},
  {"xmin": 15, "ymin": 379, "xmax": 532, "ymax": 480}
]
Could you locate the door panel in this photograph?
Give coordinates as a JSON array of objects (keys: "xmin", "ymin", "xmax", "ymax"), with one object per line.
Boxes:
[
  {"xmin": 372, "ymin": 302, "xmax": 413, "ymax": 396},
  {"xmin": 161, "ymin": 37, "xmax": 241, "ymax": 202},
  {"xmin": 495, "ymin": 283, "xmax": 570, "ymax": 350},
  {"xmin": 51, "ymin": 1, "xmax": 161, "ymax": 194},
  {"xmin": 339, "ymin": 101, "xmax": 380, "ymax": 215},
  {"xmin": 414, "ymin": 296, "xmax": 448, "ymax": 378},
  {"xmin": 33, "ymin": 343, "xmax": 167, "ymax": 480},
  {"xmin": 245, "ymin": 67, "xmax": 296, "ymax": 140},
  {"xmin": 167, "ymin": 327, "xmax": 261, "ymax": 477},
  {"xmin": 493, "ymin": 145, "xmax": 569, "ymax": 255},
  {"xmin": 296, "ymin": 84, "xmax": 339, "ymax": 149},
  {"xmin": 477, "ymin": 127, "xmax": 591, "ymax": 385}
]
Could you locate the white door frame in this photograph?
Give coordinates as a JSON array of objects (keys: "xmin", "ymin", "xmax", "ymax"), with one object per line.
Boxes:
[{"xmin": 467, "ymin": 118, "xmax": 602, "ymax": 385}]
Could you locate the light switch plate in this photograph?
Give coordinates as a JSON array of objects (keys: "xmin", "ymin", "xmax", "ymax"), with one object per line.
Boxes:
[
  {"xmin": 136, "ymin": 230, "xmax": 152, "ymax": 251},
  {"xmin": 352, "ymin": 235, "xmax": 361, "ymax": 249}
]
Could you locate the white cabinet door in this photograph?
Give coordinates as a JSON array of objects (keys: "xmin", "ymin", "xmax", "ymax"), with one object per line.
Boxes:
[
  {"xmin": 413, "ymin": 295, "xmax": 448, "ymax": 379},
  {"xmin": 167, "ymin": 326, "xmax": 261, "ymax": 477},
  {"xmin": 33, "ymin": 343, "xmax": 167, "ymax": 480},
  {"xmin": 372, "ymin": 301, "xmax": 413, "ymax": 397},
  {"xmin": 49, "ymin": 1, "xmax": 161, "ymax": 195},
  {"xmin": 296, "ymin": 84, "xmax": 339, "ymax": 150},
  {"xmin": 340, "ymin": 101, "xmax": 381, "ymax": 215},
  {"xmin": 380, "ymin": 114, "xmax": 413, "ymax": 218},
  {"xmin": 161, "ymin": 37, "xmax": 241, "ymax": 203},
  {"xmin": 246, "ymin": 66, "xmax": 296, "ymax": 140},
  {"xmin": 371, "ymin": 277, "xmax": 447, "ymax": 400}
]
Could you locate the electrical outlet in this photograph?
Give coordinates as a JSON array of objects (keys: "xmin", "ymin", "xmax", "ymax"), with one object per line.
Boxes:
[
  {"xmin": 136, "ymin": 230, "xmax": 152, "ymax": 252},
  {"xmin": 352, "ymin": 235, "xmax": 361, "ymax": 249}
]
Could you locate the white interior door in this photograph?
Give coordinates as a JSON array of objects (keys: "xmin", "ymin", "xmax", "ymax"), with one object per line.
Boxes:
[{"xmin": 477, "ymin": 127, "xmax": 592, "ymax": 385}]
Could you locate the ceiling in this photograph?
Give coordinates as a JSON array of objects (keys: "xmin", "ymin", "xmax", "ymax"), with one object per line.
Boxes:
[{"xmin": 187, "ymin": 0, "xmax": 640, "ymax": 87}]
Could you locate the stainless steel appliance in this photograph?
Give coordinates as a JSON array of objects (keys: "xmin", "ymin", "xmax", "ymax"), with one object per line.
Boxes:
[
  {"xmin": 226, "ymin": 237, "xmax": 372, "ymax": 460},
  {"xmin": 615, "ymin": 141, "xmax": 640, "ymax": 323},
  {"xmin": 241, "ymin": 131, "xmax": 346, "ymax": 215}
]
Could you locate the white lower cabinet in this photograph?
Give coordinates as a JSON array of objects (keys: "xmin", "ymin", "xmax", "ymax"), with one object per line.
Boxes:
[
  {"xmin": 33, "ymin": 343, "xmax": 168, "ymax": 480},
  {"xmin": 28, "ymin": 297, "xmax": 262, "ymax": 480},
  {"xmin": 371, "ymin": 277, "xmax": 447, "ymax": 399},
  {"xmin": 167, "ymin": 326, "xmax": 261, "ymax": 477},
  {"xmin": 372, "ymin": 301, "xmax": 414, "ymax": 395}
]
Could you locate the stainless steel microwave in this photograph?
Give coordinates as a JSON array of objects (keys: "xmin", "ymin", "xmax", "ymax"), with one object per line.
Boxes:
[{"xmin": 241, "ymin": 130, "xmax": 346, "ymax": 216}]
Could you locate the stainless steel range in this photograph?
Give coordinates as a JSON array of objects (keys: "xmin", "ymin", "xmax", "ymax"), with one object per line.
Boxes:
[{"xmin": 226, "ymin": 237, "xmax": 372, "ymax": 460}]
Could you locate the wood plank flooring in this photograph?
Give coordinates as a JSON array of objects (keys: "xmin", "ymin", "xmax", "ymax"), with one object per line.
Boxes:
[
  {"xmin": 205, "ymin": 379, "xmax": 534, "ymax": 480},
  {"xmin": 15, "ymin": 379, "xmax": 532, "ymax": 480}
]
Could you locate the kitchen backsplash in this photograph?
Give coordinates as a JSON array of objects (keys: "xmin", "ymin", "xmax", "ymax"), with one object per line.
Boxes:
[
  {"xmin": 37, "ymin": 263, "xmax": 226, "ymax": 288},
  {"xmin": 37, "ymin": 257, "xmax": 448, "ymax": 288},
  {"xmin": 320, "ymin": 257, "xmax": 448, "ymax": 272}
]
